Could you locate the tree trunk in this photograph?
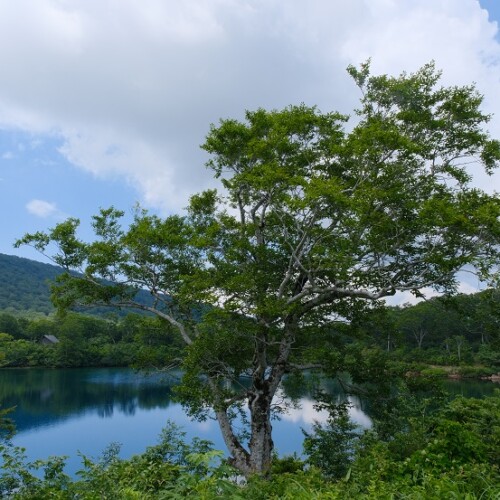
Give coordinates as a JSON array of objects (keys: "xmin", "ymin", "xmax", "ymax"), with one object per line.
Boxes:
[
  {"xmin": 247, "ymin": 389, "xmax": 274, "ymax": 476},
  {"xmin": 444, "ymin": 339, "xmax": 451, "ymax": 356},
  {"xmin": 215, "ymin": 391, "xmax": 274, "ymax": 478},
  {"xmin": 413, "ymin": 328, "xmax": 426, "ymax": 349},
  {"xmin": 215, "ymin": 408, "xmax": 251, "ymax": 473},
  {"xmin": 455, "ymin": 338, "xmax": 463, "ymax": 362},
  {"xmin": 213, "ymin": 322, "xmax": 295, "ymax": 477}
]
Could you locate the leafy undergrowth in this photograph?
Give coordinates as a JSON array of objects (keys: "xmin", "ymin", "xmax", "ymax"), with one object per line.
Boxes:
[{"xmin": 1, "ymin": 393, "xmax": 499, "ymax": 499}]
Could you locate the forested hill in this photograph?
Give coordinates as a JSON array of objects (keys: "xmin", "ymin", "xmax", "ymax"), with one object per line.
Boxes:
[
  {"xmin": 0, "ymin": 253, "xmax": 158, "ymax": 317},
  {"xmin": 0, "ymin": 253, "xmax": 61, "ymax": 314}
]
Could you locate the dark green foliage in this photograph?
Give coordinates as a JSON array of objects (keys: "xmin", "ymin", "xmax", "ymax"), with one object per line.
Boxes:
[
  {"xmin": 354, "ymin": 290, "xmax": 500, "ymax": 370},
  {"xmin": 0, "ymin": 405, "xmax": 16, "ymax": 440},
  {"xmin": 0, "ymin": 252, "xmax": 165, "ymax": 320},
  {"xmin": 0, "ymin": 312, "xmax": 183, "ymax": 369},
  {"xmin": 303, "ymin": 401, "xmax": 359, "ymax": 479},
  {"xmin": 0, "ymin": 312, "xmax": 26, "ymax": 339},
  {"xmin": 0, "ymin": 253, "xmax": 62, "ymax": 314},
  {"xmin": 437, "ymin": 393, "xmax": 500, "ymax": 464},
  {"xmin": 0, "ymin": 421, "xmax": 240, "ymax": 499},
  {"xmin": 477, "ymin": 343, "xmax": 500, "ymax": 368},
  {"xmin": 1, "ymin": 254, "xmax": 499, "ymax": 376}
]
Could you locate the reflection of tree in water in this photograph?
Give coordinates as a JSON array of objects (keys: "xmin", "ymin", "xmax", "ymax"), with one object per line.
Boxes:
[
  {"xmin": 117, "ymin": 398, "xmax": 138, "ymax": 416},
  {"xmin": 0, "ymin": 368, "xmax": 174, "ymax": 433},
  {"xmin": 442, "ymin": 379, "xmax": 498, "ymax": 398},
  {"xmin": 282, "ymin": 373, "xmax": 368, "ymax": 408},
  {"xmin": 97, "ymin": 402, "xmax": 116, "ymax": 418},
  {"xmin": 282, "ymin": 373, "xmax": 499, "ymax": 426},
  {"xmin": 2, "ymin": 368, "xmax": 496, "ymax": 435}
]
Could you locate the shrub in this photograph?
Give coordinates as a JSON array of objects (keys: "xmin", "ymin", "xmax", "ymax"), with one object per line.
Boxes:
[
  {"xmin": 420, "ymin": 367, "xmax": 448, "ymax": 377},
  {"xmin": 457, "ymin": 365, "xmax": 496, "ymax": 378}
]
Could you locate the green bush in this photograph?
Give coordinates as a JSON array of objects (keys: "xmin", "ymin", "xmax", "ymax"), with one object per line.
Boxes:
[
  {"xmin": 420, "ymin": 367, "xmax": 448, "ymax": 377},
  {"xmin": 457, "ymin": 365, "xmax": 496, "ymax": 378},
  {"xmin": 476, "ymin": 344, "xmax": 500, "ymax": 368},
  {"xmin": 1, "ymin": 395, "xmax": 499, "ymax": 499},
  {"xmin": 302, "ymin": 401, "xmax": 359, "ymax": 479}
]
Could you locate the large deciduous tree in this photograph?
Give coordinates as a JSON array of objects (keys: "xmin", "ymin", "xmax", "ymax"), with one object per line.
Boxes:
[{"xmin": 16, "ymin": 63, "xmax": 500, "ymax": 476}]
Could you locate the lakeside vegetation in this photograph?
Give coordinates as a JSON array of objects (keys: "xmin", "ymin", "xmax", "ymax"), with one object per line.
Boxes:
[
  {"xmin": 3, "ymin": 61, "xmax": 500, "ymax": 495},
  {"xmin": 1, "ymin": 256, "xmax": 499, "ymax": 498},
  {"xmin": 0, "ymin": 311, "xmax": 183, "ymax": 369},
  {"xmin": 2, "ymin": 256, "xmax": 498, "ymax": 497},
  {"xmin": 0, "ymin": 252, "xmax": 498, "ymax": 374},
  {"xmin": 1, "ymin": 252, "xmax": 498, "ymax": 375},
  {"xmin": 1, "ymin": 286, "xmax": 499, "ymax": 377},
  {"xmin": 2, "ymin": 390, "xmax": 499, "ymax": 498}
]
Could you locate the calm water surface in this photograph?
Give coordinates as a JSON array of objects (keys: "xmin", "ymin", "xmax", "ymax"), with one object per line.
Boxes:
[{"xmin": 0, "ymin": 367, "xmax": 497, "ymax": 476}]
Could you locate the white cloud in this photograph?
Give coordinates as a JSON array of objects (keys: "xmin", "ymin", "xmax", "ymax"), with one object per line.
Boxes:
[
  {"xmin": 0, "ymin": 0, "xmax": 499, "ymax": 212},
  {"xmin": 2, "ymin": 151, "xmax": 14, "ymax": 159},
  {"xmin": 279, "ymin": 395, "xmax": 371, "ymax": 428},
  {"xmin": 26, "ymin": 199, "xmax": 60, "ymax": 218},
  {"xmin": 388, "ymin": 287, "xmax": 441, "ymax": 307}
]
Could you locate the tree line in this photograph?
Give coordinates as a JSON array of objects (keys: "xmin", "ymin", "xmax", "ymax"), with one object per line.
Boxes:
[
  {"xmin": 1, "ymin": 286, "xmax": 499, "ymax": 370},
  {"xmin": 355, "ymin": 291, "xmax": 500, "ymax": 370},
  {"xmin": 0, "ymin": 312, "xmax": 183, "ymax": 368}
]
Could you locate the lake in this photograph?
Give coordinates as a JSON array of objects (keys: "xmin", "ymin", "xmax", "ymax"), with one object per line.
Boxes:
[{"xmin": 0, "ymin": 367, "xmax": 497, "ymax": 476}]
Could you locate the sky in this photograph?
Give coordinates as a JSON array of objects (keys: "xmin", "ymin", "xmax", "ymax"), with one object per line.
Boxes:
[{"xmin": 1, "ymin": 0, "xmax": 500, "ymax": 302}]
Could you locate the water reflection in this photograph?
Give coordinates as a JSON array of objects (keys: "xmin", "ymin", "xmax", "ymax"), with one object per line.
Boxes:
[
  {"xmin": 0, "ymin": 368, "xmax": 174, "ymax": 433},
  {"xmin": 2, "ymin": 368, "xmax": 498, "ymax": 436},
  {"xmin": 1, "ymin": 368, "xmax": 374, "ymax": 469},
  {"xmin": 1, "ymin": 367, "xmax": 498, "ymax": 477}
]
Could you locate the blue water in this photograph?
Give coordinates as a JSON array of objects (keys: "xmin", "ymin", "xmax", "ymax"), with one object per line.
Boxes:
[
  {"xmin": 0, "ymin": 367, "xmax": 370, "ymax": 476},
  {"xmin": 1, "ymin": 367, "xmax": 496, "ymax": 477}
]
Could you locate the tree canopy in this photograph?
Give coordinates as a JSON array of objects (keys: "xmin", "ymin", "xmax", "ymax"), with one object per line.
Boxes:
[{"xmin": 16, "ymin": 62, "xmax": 500, "ymax": 476}]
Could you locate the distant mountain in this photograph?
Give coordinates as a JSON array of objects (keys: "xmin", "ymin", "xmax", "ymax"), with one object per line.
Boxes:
[
  {"xmin": 0, "ymin": 253, "xmax": 163, "ymax": 317},
  {"xmin": 0, "ymin": 253, "xmax": 61, "ymax": 314}
]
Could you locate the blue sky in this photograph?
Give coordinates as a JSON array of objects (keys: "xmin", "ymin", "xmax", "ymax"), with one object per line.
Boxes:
[
  {"xmin": 1, "ymin": 131, "xmax": 137, "ymax": 253},
  {"xmin": 1, "ymin": 0, "xmax": 500, "ymax": 303},
  {"xmin": 480, "ymin": 0, "xmax": 500, "ymax": 27}
]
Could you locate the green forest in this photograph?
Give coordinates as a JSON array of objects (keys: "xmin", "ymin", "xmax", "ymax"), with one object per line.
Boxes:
[
  {"xmin": 0, "ymin": 252, "xmax": 499, "ymax": 375},
  {"xmin": 0, "ymin": 253, "xmax": 60, "ymax": 315}
]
